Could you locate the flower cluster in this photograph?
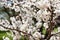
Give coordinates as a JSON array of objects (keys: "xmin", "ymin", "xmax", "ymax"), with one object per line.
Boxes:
[{"xmin": 0, "ymin": 0, "xmax": 60, "ymax": 40}]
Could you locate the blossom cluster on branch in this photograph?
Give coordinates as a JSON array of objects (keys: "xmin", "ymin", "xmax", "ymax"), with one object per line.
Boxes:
[{"xmin": 0, "ymin": 0, "xmax": 60, "ymax": 40}]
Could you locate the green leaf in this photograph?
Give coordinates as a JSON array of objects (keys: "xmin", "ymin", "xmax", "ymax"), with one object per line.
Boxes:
[
  {"xmin": 0, "ymin": 30, "xmax": 13, "ymax": 40},
  {"xmin": 53, "ymin": 27, "xmax": 58, "ymax": 33},
  {"xmin": 42, "ymin": 27, "xmax": 46, "ymax": 35},
  {"xmin": 20, "ymin": 35, "xmax": 29, "ymax": 40}
]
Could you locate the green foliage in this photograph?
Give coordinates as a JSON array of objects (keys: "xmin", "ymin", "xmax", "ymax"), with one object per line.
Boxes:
[
  {"xmin": 42, "ymin": 27, "xmax": 46, "ymax": 35},
  {"xmin": 0, "ymin": 30, "xmax": 13, "ymax": 40},
  {"xmin": 53, "ymin": 27, "xmax": 58, "ymax": 33},
  {"xmin": 20, "ymin": 35, "xmax": 29, "ymax": 40}
]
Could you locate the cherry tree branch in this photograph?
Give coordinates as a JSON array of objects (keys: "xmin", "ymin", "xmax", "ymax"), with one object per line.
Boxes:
[
  {"xmin": 46, "ymin": 6, "xmax": 54, "ymax": 40},
  {"xmin": 0, "ymin": 24, "xmax": 36, "ymax": 40}
]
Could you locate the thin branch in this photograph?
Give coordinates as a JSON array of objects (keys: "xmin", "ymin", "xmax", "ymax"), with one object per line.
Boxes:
[
  {"xmin": 46, "ymin": 6, "xmax": 54, "ymax": 40},
  {"xmin": 0, "ymin": 24, "xmax": 28, "ymax": 35},
  {"xmin": 0, "ymin": 24, "xmax": 36, "ymax": 40}
]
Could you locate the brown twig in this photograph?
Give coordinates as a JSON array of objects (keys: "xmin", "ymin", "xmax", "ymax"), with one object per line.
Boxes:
[
  {"xmin": 0, "ymin": 24, "xmax": 36, "ymax": 40},
  {"xmin": 46, "ymin": 5, "xmax": 54, "ymax": 40}
]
